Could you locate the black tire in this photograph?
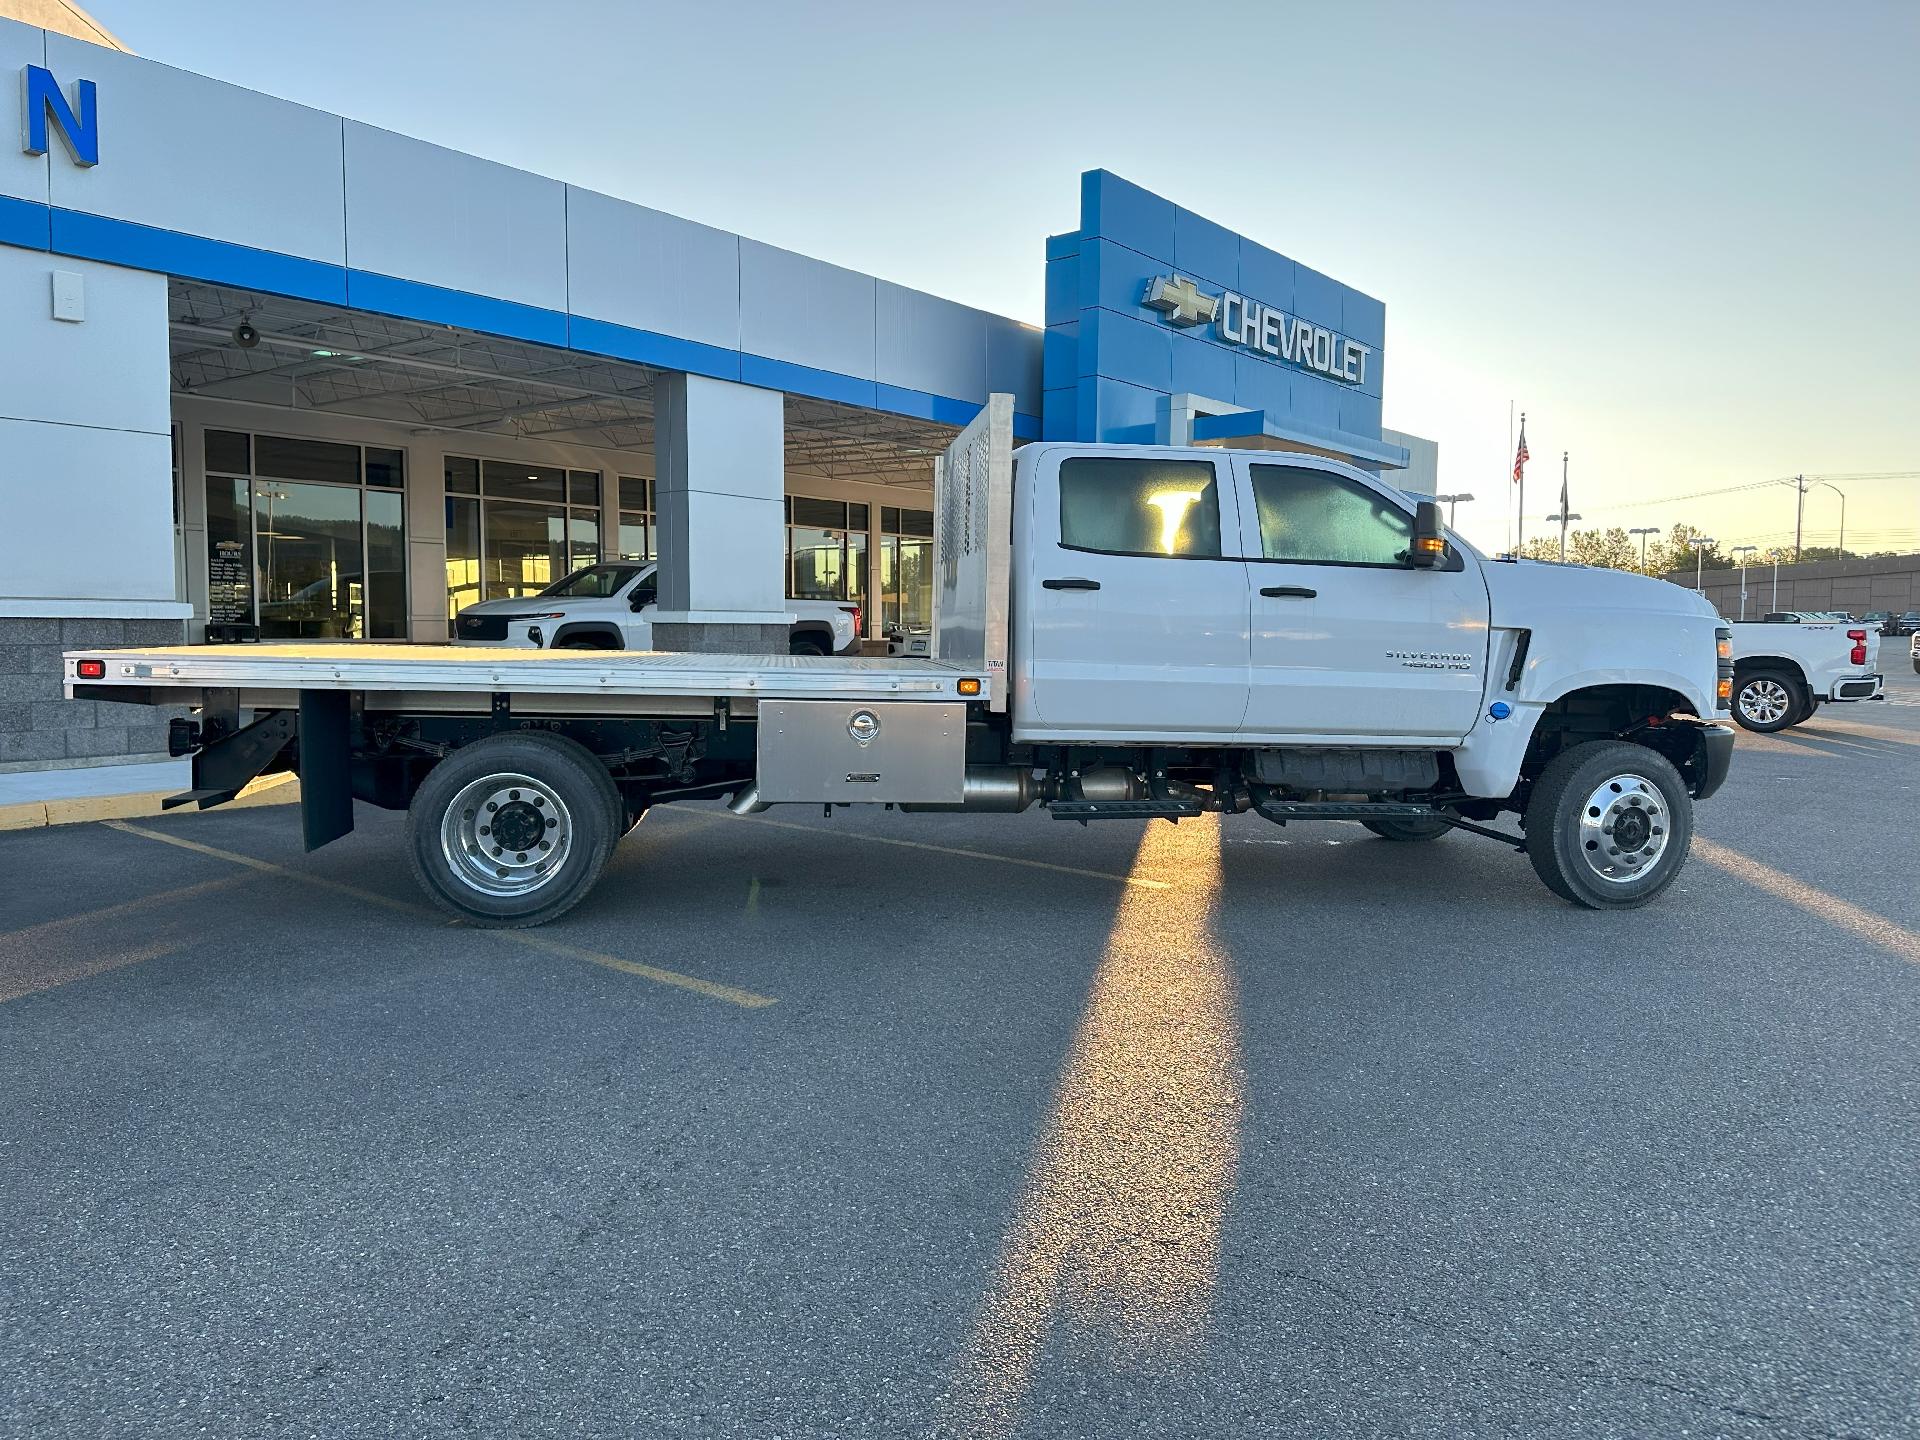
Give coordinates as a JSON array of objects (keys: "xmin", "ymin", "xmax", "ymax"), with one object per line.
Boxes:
[
  {"xmin": 556, "ymin": 637, "xmax": 607, "ymax": 650},
  {"xmin": 405, "ymin": 731, "xmax": 617, "ymax": 927},
  {"xmin": 788, "ymin": 637, "xmax": 827, "ymax": 657},
  {"xmin": 1360, "ymin": 815, "xmax": 1452, "ymax": 842},
  {"xmin": 1732, "ymin": 669, "xmax": 1804, "ymax": 733},
  {"xmin": 1522, "ymin": 740, "xmax": 1693, "ymax": 910}
]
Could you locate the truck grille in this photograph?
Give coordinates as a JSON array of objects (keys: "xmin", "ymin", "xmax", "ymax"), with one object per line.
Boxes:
[{"xmin": 457, "ymin": 614, "xmax": 509, "ymax": 641}]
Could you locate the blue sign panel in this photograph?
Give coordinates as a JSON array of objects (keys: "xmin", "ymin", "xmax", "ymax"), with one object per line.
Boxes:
[
  {"xmin": 22, "ymin": 65, "xmax": 99, "ymax": 168},
  {"xmin": 1042, "ymin": 171, "xmax": 1399, "ymax": 467}
]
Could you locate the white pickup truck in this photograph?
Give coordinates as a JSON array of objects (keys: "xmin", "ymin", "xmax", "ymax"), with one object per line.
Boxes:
[
  {"xmin": 65, "ymin": 397, "xmax": 1734, "ymax": 926},
  {"xmin": 453, "ymin": 562, "xmax": 862, "ymax": 656},
  {"xmin": 1727, "ymin": 619, "xmax": 1883, "ymax": 732}
]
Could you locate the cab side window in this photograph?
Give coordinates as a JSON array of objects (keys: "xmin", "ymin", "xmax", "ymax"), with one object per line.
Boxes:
[
  {"xmin": 1249, "ymin": 464, "xmax": 1413, "ymax": 566},
  {"xmin": 1058, "ymin": 458, "xmax": 1221, "ymax": 558}
]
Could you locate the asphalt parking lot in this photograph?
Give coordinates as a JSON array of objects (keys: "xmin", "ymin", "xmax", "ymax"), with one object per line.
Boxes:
[{"xmin": 3, "ymin": 671, "xmax": 1917, "ymax": 1440}]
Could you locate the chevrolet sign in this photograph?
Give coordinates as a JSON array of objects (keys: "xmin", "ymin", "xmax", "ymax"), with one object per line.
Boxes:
[{"xmin": 1143, "ymin": 274, "xmax": 1372, "ymax": 387}]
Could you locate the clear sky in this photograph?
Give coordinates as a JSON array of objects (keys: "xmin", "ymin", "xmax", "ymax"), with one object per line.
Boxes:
[{"xmin": 95, "ymin": 0, "xmax": 1919, "ymax": 557}]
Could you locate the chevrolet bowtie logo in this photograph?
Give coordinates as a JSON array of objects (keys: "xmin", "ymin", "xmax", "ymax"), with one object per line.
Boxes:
[{"xmin": 1143, "ymin": 274, "xmax": 1219, "ymax": 327}]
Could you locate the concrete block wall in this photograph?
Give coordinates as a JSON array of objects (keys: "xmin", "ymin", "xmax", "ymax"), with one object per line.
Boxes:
[
  {"xmin": 1679, "ymin": 554, "xmax": 1920, "ymax": 620},
  {"xmin": 0, "ymin": 618, "xmax": 184, "ymax": 769}
]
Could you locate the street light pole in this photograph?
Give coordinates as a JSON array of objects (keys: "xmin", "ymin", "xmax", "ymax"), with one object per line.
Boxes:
[
  {"xmin": 1813, "ymin": 479, "xmax": 1847, "ymax": 556},
  {"xmin": 1730, "ymin": 544, "xmax": 1757, "ymax": 620},
  {"xmin": 1546, "ymin": 510, "xmax": 1582, "ymax": 561},
  {"xmin": 1434, "ymin": 492, "xmax": 1476, "ymax": 528},
  {"xmin": 1630, "ymin": 526, "xmax": 1658, "ymax": 570},
  {"xmin": 1688, "ymin": 536, "xmax": 1717, "ymax": 592}
]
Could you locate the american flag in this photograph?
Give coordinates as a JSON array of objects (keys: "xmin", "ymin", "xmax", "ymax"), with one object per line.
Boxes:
[{"xmin": 1512, "ymin": 425, "xmax": 1529, "ymax": 484}]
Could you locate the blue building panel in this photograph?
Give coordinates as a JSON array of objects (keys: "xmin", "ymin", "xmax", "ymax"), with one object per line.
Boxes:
[
  {"xmin": 1044, "ymin": 249, "xmax": 1079, "ymax": 327},
  {"xmin": 1168, "ymin": 328, "xmax": 1237, "ymax": 400},
  {"xmin": 986, "ymin": 314, "xmax": 1044, "ymax": 414},
  {"xmin": 1291, "ymin": 262, "xmax": 1346, "ymax": 331},
  {"xmin": 1038, "ymin": 169, "xmax": 1396, "ymax": 468},
  {"xmin": 1081, "ymin": 308, "xmax": 1172, "ymax": 392},
  {"xmin": 1079, "ymin": 169, "xmax": 1176, "ymax": 261},
  {"xmin": 1042, "ymin": 385, "xmax": 1078, "ymax": 442},
  {"xmin": 1171, "ymin": 206, "xmax": 1240, "ymax": 294},
  {"xmin": 1236, "ymin": 238, "xmax": 1297, "ymax": 315}
]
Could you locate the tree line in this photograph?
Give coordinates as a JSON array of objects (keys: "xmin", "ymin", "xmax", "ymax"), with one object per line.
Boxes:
[{"xmin": 1508, "ymin": 523, "xmax": 1897, "ymax": 575}]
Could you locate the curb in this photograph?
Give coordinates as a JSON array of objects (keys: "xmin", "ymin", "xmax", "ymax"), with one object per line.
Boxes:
[{"xmin": 0, "ymin": 773, "xmax": 301, "ymax": 832}]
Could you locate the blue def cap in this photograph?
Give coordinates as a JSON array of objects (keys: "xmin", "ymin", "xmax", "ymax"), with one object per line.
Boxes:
[{"xmin": 1488, "ymin": 701, "xmax": 1512, "ymax": 721}]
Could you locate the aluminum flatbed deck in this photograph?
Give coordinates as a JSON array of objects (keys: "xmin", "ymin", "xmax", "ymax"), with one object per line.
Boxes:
[{"xmin": 65, "ymin": 644, "xmax": 990, "ymax": 705}]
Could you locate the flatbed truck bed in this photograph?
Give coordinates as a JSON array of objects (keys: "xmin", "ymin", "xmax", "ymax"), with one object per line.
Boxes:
[{"xmin": 65, "ymin": 644, "xmax": 990, "ymax": 707}]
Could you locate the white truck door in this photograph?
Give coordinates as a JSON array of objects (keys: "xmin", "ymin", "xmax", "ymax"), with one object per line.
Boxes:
[
  {"xmin": 1013, "ymin": 448, "xmax": 1251, "ymax": 740},
  {"xmin": 1229, "ymin": 456, "xmax": 1489, "ymax": 741}
]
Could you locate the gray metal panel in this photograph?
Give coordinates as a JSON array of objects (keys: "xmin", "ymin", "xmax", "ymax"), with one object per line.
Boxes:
[
  {"xmin": 0, "ymin": 19, "xmax": 48, "ymax": 207},
  {"xmin": 343, "ymin": 123, "xmax": 566, "ymax": 311},
  {"xmin": 64, "ymin": 646, "xmax": 992, "ymax": 704},
  {"xmin": 737, "ymin": 239, "xmax": 877, "ymax": 380},
  {"xmin": 45, "ymin": 33, "xmax": 347, "ymax": 264},
  {"xmin": 874, "ymin": 281, "xmax": 987, "ymax": 400},
  {"xmin": 755, "ymin": 700, "xmax": 964, "ymax": 805},
  {"xmin": 565, "ymin": 187, "xmax": 742, "ymax": 352},
  {"xmin": 932, "ymin": 394, "xmax": 1014, "ymax": 709}
]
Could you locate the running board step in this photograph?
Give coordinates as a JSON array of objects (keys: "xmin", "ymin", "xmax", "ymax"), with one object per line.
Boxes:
[
  {"xmin": 1047, "ymin": 798, "xmax": 1207, "ymax": 821},
  {"xmin": 1256, "ymin": 801, "xmax": 1440, "ymax": 819}
]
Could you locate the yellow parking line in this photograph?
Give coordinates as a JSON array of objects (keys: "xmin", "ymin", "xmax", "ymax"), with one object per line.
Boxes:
[
  {"xmin": 102, "ymin": 820, "xmax": 776, "ymax": 1007},
  {"xmin": 662, "ymin": 808, "xmax": 1171, "ymax": 891},
  {"xmin": 1694, "ymin": 837, "xmax": 1920, "ymax": 966}
]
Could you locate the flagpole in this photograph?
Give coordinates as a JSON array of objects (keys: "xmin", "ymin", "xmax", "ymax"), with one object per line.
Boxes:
[
  {"xmin": 1505, "ymin": 400, "xmax": 1514, "ymax": 555},
  {"xmin": 1515, "ymin": 411, "xmax": 1526, "ymax": 553}
]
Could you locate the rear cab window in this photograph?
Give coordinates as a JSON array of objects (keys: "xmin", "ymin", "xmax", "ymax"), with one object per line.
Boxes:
[{"xmin": 1058, "ymin": 457, "xmax": 1223, "ymax": 558}]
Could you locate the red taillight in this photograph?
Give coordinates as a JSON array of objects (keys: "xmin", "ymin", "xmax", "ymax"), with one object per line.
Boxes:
[
  {"xmin": 74, "ymin": 659, "xmax": 106, "ymax": 680},
  {"xmin": 840, "ymin": 604, "xmax": 862, "ymax": 637},
  {"xmin": 1849, "ymin": 629, "xmax": 1868, "ymax": 666}
]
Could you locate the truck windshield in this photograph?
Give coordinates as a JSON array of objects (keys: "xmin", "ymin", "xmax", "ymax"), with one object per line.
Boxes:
[{"xmin": 541, "ymin": 565, "xmax": 644, "ymax": 599}]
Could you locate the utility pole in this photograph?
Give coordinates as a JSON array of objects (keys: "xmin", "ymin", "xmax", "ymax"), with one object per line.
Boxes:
[
  {"xmin": 1792, "ymin": 474, "xmax": 1805, "ymax": 562},
  {"xmin": 1730, "ymin": 544, "xmax": 1757, "ymax": 620},
  {"xmin": 1630, "ymin": 526, "xmax": 1658, "ymax": 571}
]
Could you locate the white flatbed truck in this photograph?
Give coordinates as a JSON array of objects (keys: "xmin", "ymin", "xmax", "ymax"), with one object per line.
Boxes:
[{"xmin": 67, "ymin": 396, "xmax": 1735, "ymax": 926}]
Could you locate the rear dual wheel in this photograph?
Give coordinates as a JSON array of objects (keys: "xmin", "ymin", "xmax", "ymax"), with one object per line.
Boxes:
[{"xmin": 405, "ymin": 731, "xmax": 619, "ymax": 927}]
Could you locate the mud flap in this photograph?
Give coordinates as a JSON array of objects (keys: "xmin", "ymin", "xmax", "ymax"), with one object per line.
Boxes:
[{"xmin": 298, "ymin": 690, "xmax": 355, "ymax": 851}]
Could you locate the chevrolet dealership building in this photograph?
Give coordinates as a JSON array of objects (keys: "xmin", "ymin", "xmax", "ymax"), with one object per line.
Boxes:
[{"xmin": 0, "ymin": 14, "xmax": 1431, "ymax": 804}]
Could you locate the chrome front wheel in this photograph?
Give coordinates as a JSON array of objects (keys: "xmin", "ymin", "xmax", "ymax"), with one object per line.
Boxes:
[{"xmin": 1574, "ymin": 773, "xmax": 1670, "ymax": 885}]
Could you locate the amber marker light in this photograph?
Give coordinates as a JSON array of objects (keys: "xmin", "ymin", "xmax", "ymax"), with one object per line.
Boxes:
[{"xmin": 957, "ymin": 678, "xmax": 982, "ymax": 696}]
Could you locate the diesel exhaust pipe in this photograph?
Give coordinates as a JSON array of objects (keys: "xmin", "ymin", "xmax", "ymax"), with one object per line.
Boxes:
[
  {"xmin": 726, "ymin": 784, "xmax": 771, "ymax": 815},
  {"xmin": 900, "ymin": 766, "xmax": 1041, "ymax": 813}
]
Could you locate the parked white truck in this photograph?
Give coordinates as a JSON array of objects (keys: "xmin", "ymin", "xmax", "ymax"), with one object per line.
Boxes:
[
  {"xmin": 453, "ymin": 562, "xmax": 862, "ymax": 656},
  {"xmin": 65, "ymin": 397, "xmax": 1734, "ymax": 926},
  {"xmin": 1726, "ymin": 619, "xmax": 1883, "ymax": 732}
]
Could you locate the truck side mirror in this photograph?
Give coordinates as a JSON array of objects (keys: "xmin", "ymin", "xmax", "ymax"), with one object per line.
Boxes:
[
  {"xmin": 1409, "ymin": 501, "xmax": 1446, "ymax": 569},
  {"xmin": 629, "ymin": 587, "xmax": 657, "ymax": 611}
]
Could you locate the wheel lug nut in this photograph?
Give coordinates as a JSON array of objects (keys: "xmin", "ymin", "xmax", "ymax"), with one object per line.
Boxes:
[
  {"xmin": 485, "ymin": 801, "xmax": 497, "ymax": 812},
  {"xmin": 492, "ymin": 846, "xmax": 503, "ymax": 857},
  {"xmin": 546, "ymin": 817, "xmax": 558, "ymax": 829},
  {"xmin": 509, "ymin": 789, "xmax": 521, "ymax": 801},
  {"xmin": 516, "ymin": 852, "xmax": 527, "ymax": 863},
  {"xmin": 538, "ymin": 839, "xmax": 550, "ymax": 850}
]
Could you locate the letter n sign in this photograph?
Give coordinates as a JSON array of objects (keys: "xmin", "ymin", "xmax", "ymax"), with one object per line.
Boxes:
[{"xmin": 22, "ymin": 65, "xmax": 98, "ymax": 167}]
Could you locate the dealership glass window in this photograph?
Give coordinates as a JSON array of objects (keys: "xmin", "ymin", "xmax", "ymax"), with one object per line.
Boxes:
[
  {"xmin": 880, "ymin": 506, "xmax": 935, "ymax": 633},
  {"xmin": 786, "ymin": 498, "xmax": 869, "ymax": 610},
  {"xmin": 202, "ymin": 428, "xmax": 407, "ymax": 638},
  {"xmin": 618, "ymin": 475, "xmax": 655, "ymax": 561},
  {"xmin": 448, "ymin": 457, "xmax": 604, "ymax": 603},
  {"xmin": 1057, "ymin": 457, "xmax": 1221, "ymax": 558},
  {"xmin": 445, "ymin": 495, "xmax": 482, "ymax": 623}
]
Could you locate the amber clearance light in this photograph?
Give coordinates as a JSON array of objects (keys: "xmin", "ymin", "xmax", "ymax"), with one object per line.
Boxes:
[
  {"xmin": 1415, "ymin": 536, "xmax": 1447, "ymax": 556},
  {"xmin": 957, "ymin": 678, "xmax": 982, "ymax": 696}
]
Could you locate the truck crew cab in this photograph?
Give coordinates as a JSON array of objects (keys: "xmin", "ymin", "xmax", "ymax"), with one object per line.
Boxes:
[{"xmin": 67, "ymin": 396, "xmax": 1735, "ymax": 927}]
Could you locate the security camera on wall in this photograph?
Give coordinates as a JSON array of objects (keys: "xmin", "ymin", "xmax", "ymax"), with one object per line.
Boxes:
[{"xmin": 233, "ymin": 319, "xmax": 259, "ymax": 349}]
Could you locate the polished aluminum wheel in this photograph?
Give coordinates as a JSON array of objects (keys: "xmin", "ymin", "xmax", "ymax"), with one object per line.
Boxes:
[
  {"xmin": 438, "ymin": 771, "xmax": 573, "ymax": 898},
  {"xmin": 1575, "ymin": 773, "xmax": 1669, "ymax": 884},
  {"xmin": 1737, "ymin": 677, "xmax": 1792, "ymax": 727}
]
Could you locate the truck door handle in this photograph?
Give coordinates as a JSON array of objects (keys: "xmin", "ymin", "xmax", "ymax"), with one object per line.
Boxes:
[
  {"xmin": 1260, "ymin": 585, "xmax": 1317, "ymax": 599},
  {"xmin": 1042, "ymin": 577, "xmax": 1101, "ymax": 591}
]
